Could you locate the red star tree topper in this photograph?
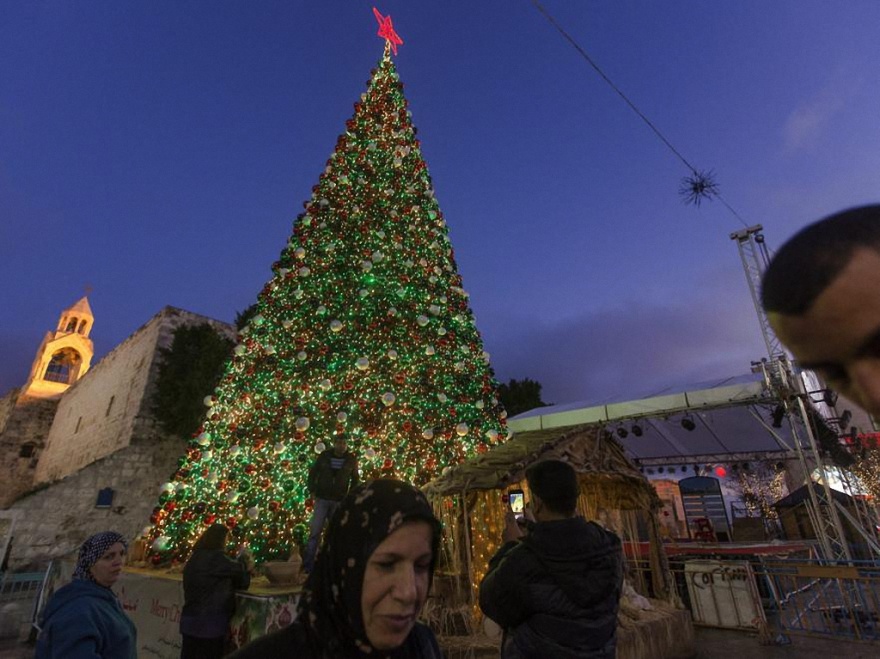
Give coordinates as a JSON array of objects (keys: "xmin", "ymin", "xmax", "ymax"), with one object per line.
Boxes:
[
  {"xmin": 373, "ymin": 7, "xmax": 403, "ymax": 55},
  {"xmin": 146, "ymin": 40, "xmax": 509, "ymax": 565}
]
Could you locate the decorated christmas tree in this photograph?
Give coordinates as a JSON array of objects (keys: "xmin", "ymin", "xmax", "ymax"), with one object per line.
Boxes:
[{"xmin": 146, "ymin": 23, "xmax": 509, "ymax": 565}]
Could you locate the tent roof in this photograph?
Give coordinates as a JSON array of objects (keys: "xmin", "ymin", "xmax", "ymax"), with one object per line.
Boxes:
[
  {"xmin": 424, "ymin": 423, "xmax": 646, "ymax": 497},
  {"xmin": 509, "ymin": 372, "xmax": 809, "ymax": 465},
  {"xmin": 773, "ymin": 483, "xmax": 852, "ymax": 508}
]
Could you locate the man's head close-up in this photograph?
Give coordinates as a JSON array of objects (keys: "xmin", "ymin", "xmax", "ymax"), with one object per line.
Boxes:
[{"xmin": 761, "ymin": 205, "xmax": 880, "ymax": 416}]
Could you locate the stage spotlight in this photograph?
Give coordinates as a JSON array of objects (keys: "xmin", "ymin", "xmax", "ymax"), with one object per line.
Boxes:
[
  {"xmin": 680, "ymin": 416, "xmax": 696, "ymax": 431},
  {"xmin": 771, "ymin": 405, "xmax": 786, "ymax": 428},
  {"xmin": 631, "ymin": 424, "xmax": 643, "ymax": 437},
  {"xmin": 616, "ymin": 427, "xmax": 629, "ymax": 439}
]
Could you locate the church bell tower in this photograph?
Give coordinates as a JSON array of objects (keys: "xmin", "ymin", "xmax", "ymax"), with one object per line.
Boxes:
[{"xmin": 23, "ymin": 297, "xmax": 95, "ymax": 399}]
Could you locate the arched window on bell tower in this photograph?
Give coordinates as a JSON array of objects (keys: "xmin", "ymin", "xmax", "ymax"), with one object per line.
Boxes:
[
  {"xmin": 43, "ymin": 348, "xmax": 82, "ymax": 384},
  {"xmin": 65, "ymin": 317, "xmax": 78, "ymax": 333}
]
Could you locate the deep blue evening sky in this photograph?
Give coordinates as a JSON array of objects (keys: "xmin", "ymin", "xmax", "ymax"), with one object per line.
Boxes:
[{"xmin": 3, "ymin": 2, "xmax": 880, "ymax": 404}]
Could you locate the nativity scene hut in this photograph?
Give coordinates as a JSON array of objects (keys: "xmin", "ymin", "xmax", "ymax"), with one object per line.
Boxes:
[{"xmin": 423, "ymin": 423, "xmax": 694, "ymax": 659}]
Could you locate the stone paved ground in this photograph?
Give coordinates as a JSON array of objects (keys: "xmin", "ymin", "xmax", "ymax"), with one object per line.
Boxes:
[{"xmin": 2, "ymin": 625, "xmax": 877, "ymax": 658}]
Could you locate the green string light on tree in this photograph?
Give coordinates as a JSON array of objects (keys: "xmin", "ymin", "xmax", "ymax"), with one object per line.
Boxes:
[{"xmin": 146, "ymin": 22, "xmax": 510, "ymax": 566}]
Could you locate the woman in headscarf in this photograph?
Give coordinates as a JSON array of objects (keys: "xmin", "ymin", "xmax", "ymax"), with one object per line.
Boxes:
[
  {"xmin": 231, "ymin": 478, "xmax": 443, "ymax": 658},
  {"xmin": 36, "ymin": 531, "xmax": 137, "ymax": 659},
  {"xmin": 180, "ymin": 523, "xmax": 253, "ymax": 659}
]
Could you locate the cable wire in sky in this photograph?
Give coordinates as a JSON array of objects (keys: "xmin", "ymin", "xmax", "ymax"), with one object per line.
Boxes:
[{"xmin": 530, "ymin": 0, "xmax": 748, "ymax": 227}]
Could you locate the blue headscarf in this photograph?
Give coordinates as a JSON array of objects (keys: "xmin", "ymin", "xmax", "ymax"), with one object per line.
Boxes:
[{"xmin": 73, "ymin": 531, "xmax": 127, "ymax": 584}]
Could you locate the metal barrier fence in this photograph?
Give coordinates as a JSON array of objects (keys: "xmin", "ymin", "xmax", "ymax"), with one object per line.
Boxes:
[
  {"xmin": 627, "ymin": 557, "xmax": 880, "ymax": 643},
  {"xmin": 0, "ymin": 571, "xmax": 46, "ymax": 638},
  {"xmin": 756, "ymin": 561, "xmax": 880, "ymax": 642}
]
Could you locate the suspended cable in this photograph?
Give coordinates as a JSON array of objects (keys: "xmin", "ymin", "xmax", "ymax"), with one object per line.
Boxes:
[{"xmin": 530, "ymin": 0, "xmax": 748, "ymax": 227}]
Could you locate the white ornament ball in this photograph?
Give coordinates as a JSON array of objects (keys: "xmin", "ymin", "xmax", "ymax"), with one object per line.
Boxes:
[
  {"xmin": 337, "ymin": 411, "xmax": 348, "ymax": 422},
  {"xmin": 417, "ymin": 315, "xmax": 429, "ymax": 326},
  {"xmin": 226, "ymin": 491, "xmax": 239, "ymax": 503},
  {"xmin": 314, "ymin": 442, "xmax": 326, "ymax": 453},
  {"xmin": 294, "ymin": 247, "xmax": 306, "ymax": 259},
  {"xmin": 381, "ymin": 392, "xmax": 396, "ymax": 406},
  {"xmin": 387, "ymin": 349, "xmax": 398, "ymax": 360},
  {"xmin": 425, "ymin": 345, "xmax": 436, "ymax": 356},
  {"xmin": 476, "ymin": 400, "xmax": 485, "ymax": 410},
  {"xmin": 317, "ymin": 305, "xmax": 327, "ymax": 314},
  {"xmin": 294, "ymin": 288, "xmax": 304, "ymax": 299},
  {"xmin": 500, "ymin": 410, "xmax": 508, "ymax": 419},
  {"xmin": 298, "ymin": 266, "xmax": 310, "ymax": 277},
  {"xmin": 422, "ymin": 429, "xmax": 434, "ymax": 440},
  {"xmin": 296, "ymin": 417, "xmax": 310, "ymax": 432},
  {"xmin": 160, "ymin": 482, "xmax": 175, "ymax": 494},
  {"xmin": 429, "ymin": 305, "xmax": 441, "ymax": 315},
  {"xmin": 203, "ymin": 396, "xmax": 215, "ymax": 407},
  {"xmin": 388, "ymin": 307, "xmax": 398, "ymax": 316},
  {"xmin": 202, "ymin": 450, "xmax": 213, "ymax": 461},
  {"xmin": 152, "ymin": 536, "xmax": 171, "ymax": 551},
  {"xmin": 229, "ymin": 445, "xmax": 241, "ymax": 457},
  {"xmin": 356, "ymin": 357, "xmax": 370, "ymax": 370},
  {"xmin": 247, "ymin": 506, "xmax": 260, "ymax": 520},
  {"xmin": 456, "ymin": 423, "xmax": 469, "ymax": 436},
  {"xmin": 365, "ymin": 447, "xmax": 377, "ymax": 459},
  {"xmin": 361, "ymin": 260, "xmax": 373, "ymax": 272},
  {"xmin": 297, "ymin": 351, "xmax": 307, "ymax": 360},
  {"xmin": 282, "ymin": 319, "xmax": 293, "ymax": 329},
  {"xmin": 438, "ymin": 327, "xmax": 447, "ymax": 336},
  {"xmin": 234, "ymin": 344, "xmax": 246, "ymax": 356},
  {"xmin": 485, "ymin": 429, "xmax": 499, "ymax": 441},
  {"xmin": 274, "ymin": 442, "xmax": 285, "ymax": 454},
  {"xmin": 196, "ymin": 433, "xmax": 210, "ymax": 446},
  {"xmin": 207, "ymin": 470, "xmax": 218, "ymax": 483},
  {"xmin": 264, "ymin": 345, "xmax": 276, "ymax": 355},
  {"xmin": 320, "ymin": 378, "xmax": 332, "ymax": 390},
  {"xmin": 372, "ymin": 251, "xmax": 384, "ymax": 261},
  {"xmin": 359, "ymin": 289, "xmax": 368, "ymax": 297},
  {"xmin": 438, "ymin": 393, "xmax": 448, "ymax": 403},
  {"xmin": 330, "ymin": 320, "xmax": 343, "ymax": 332}
]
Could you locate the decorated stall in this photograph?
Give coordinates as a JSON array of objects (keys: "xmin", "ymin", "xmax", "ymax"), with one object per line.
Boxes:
[{"xmin": 423, "ymin": 423, "xmax": 694, "ymax": 659}]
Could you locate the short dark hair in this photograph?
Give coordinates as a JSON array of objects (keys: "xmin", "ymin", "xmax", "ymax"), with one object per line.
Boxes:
[
  {"xmin": 761, "ymin": 205, "xmax": 880, "ymax": 315},
  {"xmin": 526, "ymin": 460, "xmax": 578, "ymax": 515},
  {"xmin": 193, "ymin": 523, "xmax": 228, "ymax": 551}
]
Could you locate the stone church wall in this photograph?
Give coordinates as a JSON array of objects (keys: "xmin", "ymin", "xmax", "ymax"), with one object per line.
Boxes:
[
  {"xmin": 6, "ymin": 435, "xmax": 186, "ymax": 570},
  {"xmin": 0, "ymin": 392, "xmax": 60, "ymax": 507},
  {"xmin": 33, "ymin": 307, "xmax": 235, "ymax": 484}
]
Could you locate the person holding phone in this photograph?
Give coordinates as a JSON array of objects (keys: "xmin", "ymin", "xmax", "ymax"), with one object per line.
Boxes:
[{"xmin": 481, "ymin": 460, "xmax": 623, "ymax": 658}]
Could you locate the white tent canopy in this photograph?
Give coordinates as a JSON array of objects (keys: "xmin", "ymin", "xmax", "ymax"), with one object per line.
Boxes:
[{"xmin": 508, "ymin": 373, "xmax": 809, "ymax": 466}]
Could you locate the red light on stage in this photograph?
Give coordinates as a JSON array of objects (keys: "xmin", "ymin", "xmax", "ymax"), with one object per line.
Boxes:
[{"xmin": 714, "ymin": 466, "xmax": 727, "ymax": 478}]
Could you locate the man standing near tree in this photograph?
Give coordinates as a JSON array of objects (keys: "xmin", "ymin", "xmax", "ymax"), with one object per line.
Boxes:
[
  {"xmin": 303, "ymin": 435, "xmax": 359, "ymax": 573},
  {"xmin": 480, "ymin": 460, "xmax": 623, "ymax": 658}
]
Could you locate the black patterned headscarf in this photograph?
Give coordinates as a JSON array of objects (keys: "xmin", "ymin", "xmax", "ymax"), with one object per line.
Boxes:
[
  {"xmin": 73, "ymin": 531, "xmax": 127, "ymax": 584},
  {"xmin": 298, "ymin": 478, "xmax": 441, "ymax": 657}
]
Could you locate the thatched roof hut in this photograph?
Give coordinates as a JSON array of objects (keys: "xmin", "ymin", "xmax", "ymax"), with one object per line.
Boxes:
[{"xmin": 424, "ymin": 423, "xmax": 674, "ymax": 615}]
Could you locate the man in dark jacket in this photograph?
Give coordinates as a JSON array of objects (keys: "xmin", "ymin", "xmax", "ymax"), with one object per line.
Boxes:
[
  {"xmin": 480, "ymin": 460, "xmax": 623, "ymax": 659},
  {"xmin": 303, "ymin": 435, "xmax": 359, "ymax": 572}
]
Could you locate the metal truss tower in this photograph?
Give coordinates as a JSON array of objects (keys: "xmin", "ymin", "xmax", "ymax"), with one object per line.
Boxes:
[{"xmin": 731, "ymin": 225, "xmax": 880, "ymax": 562}]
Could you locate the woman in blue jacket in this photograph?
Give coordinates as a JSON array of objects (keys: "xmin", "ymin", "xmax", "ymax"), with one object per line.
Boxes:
[{"xmin": 36, "ymin": 531, "xmax": 137, "ymax": 659}]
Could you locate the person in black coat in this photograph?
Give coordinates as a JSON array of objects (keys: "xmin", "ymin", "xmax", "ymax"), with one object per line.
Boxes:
[
  {"xmin": 180, "ymin": 524, "xmax": 252, "ymax": 659},
  {"xmin": 230, "ymin": 479, "xmax": 443, "ymax": 659},
  {"xmin": 303, "ymin": 434, "xmax": 359, "ymax": 572},
  {"xmin": 480, "ymin": 460, "xmax": 623, "ymax": 659}
]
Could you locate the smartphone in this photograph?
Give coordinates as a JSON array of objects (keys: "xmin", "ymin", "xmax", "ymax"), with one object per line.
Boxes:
[{"xmin": 508, "ymin": 489, "xmax": 525, "ymax": 519}]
